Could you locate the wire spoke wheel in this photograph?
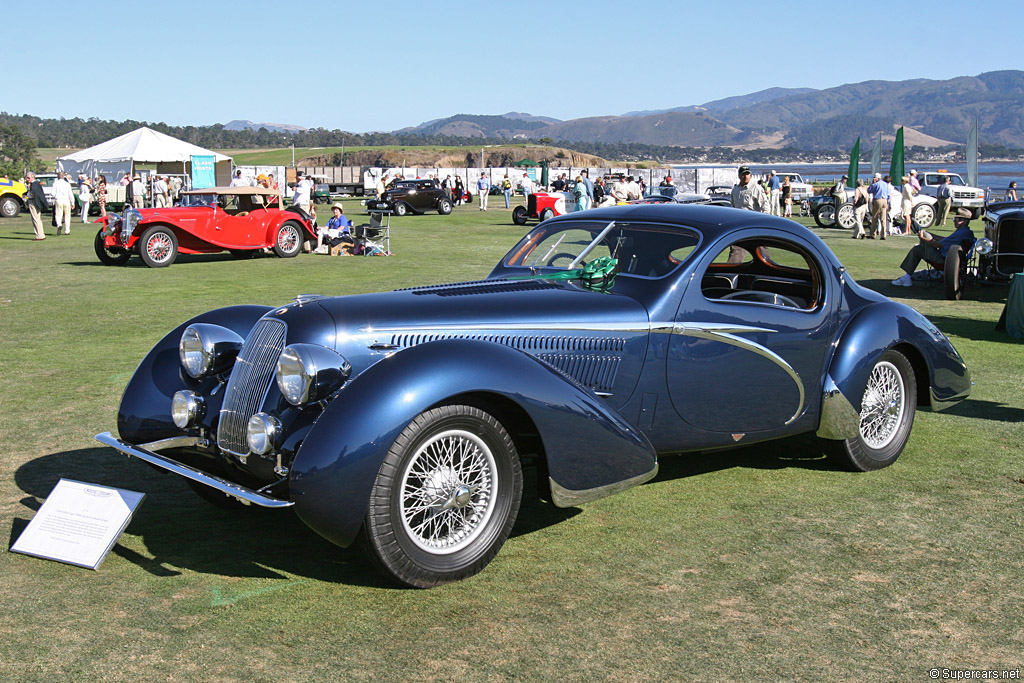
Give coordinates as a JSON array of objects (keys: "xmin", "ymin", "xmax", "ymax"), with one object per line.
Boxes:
[
  {"xmin": 400, "ymin": 429, "xmax": 497, "ymax": 554},
  {"xmin": 858, "ymin": 361, "xmax": 905, "ymax": 449}
]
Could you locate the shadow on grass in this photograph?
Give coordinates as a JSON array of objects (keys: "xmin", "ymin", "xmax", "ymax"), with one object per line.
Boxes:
[
  {"xmin": 63, "ymin": 251, "xmax": 277, "ymax": 268},
  {"xmin": 940, "ymin": 398, "xmax": 1024, "ymax": 422},
  {"xmin": 653, "ymin": 434, "xmax": 839, "ymax": 483},
  {"xmin": 926, "ymin": 314, "xmax": 1020, "ymax": 344},
  {"xmin": 857, "ymin": 277, "xmax": 1010, "ymax": 305},
  {"xmin": 13, "ymin": 446, "xmax": 579, "ymax": 588}
]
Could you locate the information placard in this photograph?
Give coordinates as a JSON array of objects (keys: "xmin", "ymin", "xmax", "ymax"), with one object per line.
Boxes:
[{"xmin": 12, "ymin": 479, "xmax": 145, "ymax": 570}]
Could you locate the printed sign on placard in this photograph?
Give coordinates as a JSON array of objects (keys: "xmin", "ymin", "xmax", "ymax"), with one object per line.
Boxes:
[{"xmin": 12, "ymin": 479, "xmax": 145, "ymax": 570}]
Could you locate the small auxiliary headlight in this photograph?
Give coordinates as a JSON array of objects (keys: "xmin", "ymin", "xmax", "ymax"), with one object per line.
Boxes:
[
  {"xmin": 974, "ymin": 237, "xmax": 993, "ymax": 256},
  {"xmin": 246, "ymin": 412, "xmax": 282, "ymax": 455},
  {"xmin": 171, "ymin": 390, "xmax": 205, "ymax": 429}
]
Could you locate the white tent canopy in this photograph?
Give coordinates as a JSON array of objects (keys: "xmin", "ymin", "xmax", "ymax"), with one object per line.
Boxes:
[{"xmin": 57, "ymin": 127, "xmax": 232, "ymax": 184}]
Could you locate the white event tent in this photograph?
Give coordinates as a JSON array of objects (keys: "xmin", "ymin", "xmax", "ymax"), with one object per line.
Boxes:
[{"xmin": 56, "ymin": 127, "xmax": 232, "ymax": 184}]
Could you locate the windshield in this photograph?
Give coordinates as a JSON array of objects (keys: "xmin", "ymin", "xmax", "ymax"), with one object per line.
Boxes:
[
  {"xmin": 181, "ymin": 194, "xmax": 216, "ymax": 207},
  {"xmin": 926, "ymin": 174, "xmax": 965, "ymax": 186},
  {"xmin": 503, "ymin": 220, "xmax": 701, "ymax": 279}
]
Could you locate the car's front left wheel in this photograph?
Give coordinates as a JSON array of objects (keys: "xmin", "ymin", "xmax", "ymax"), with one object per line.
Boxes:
[
  {"xmin": 94, "ymin": 228, "xmax": 131, "ymax": 266},
  {"xmin": 436, "ymin": 198, "xmax": 452, "ymax": 215},
  {"xmin": 830, "ymin": 349, "xmax": 917, "ymax": 471},
  {"xmin": 0, "ymin": 196, "xmax": 21, "ymax": 217},
  {"xmin": 360, "ymin": 403, "xmax": 523, "ymax": 588},
  {"xmin": 274, "ymin": 221, "xmax": 303, "ymax": 258},
  {"xmin": 138, "ymin": 225, "xmax": 178, "ymax": 268}
]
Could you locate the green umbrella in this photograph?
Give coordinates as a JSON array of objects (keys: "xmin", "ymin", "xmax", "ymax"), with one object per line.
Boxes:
[{"xmin": 513, "ymin": 159, "xmax": 539, "ymax": 166}]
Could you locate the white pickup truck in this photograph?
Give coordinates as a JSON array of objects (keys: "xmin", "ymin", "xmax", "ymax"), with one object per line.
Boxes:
[{"xmin": 918, "ymin": 171, "xmax": 985, "ymax": 218}]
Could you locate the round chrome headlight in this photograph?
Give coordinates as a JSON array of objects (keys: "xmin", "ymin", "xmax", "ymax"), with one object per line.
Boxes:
[
  {"xmin": 974, "ymin": 237, "xmax": 993, "ymax": 256},
  {"xmin": 276, "ymin": 343, "xmax": 352, "ymax": 406},
  {"xmin": 171, "ymin": 390, "xmax": 205, "ymax": 429},
  {"xmin": 179, "ymin": 323, "xmax": 244, "ymax": 379},
  {"xmin": 247, "ymin": 412, "xmax": 282, "ymax": 455}
]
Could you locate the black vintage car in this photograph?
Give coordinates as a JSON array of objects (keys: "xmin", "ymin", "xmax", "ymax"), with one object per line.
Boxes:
[
  {"xmin": 366, "ymin": 179, "xmax": 453, "ymax": 216},
  {"xmin": 944, "ymin": 200, "xmax": 1024, "ymax": 300}
]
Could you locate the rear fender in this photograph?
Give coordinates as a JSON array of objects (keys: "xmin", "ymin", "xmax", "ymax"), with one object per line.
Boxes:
[
  {"xmin": 117, "ymin": 305, "xmax": 273, "ymax": 444},
  {"xmin": 289, "ymin": 339, "xmax": 657, "ymax": 549},
  {"xmin": 264, "ymin": 212, "xmax": 316, "ymax": 244},
  {"xmin": 818, "ymin": 302, "xmax": 970, "ymax": 439}
]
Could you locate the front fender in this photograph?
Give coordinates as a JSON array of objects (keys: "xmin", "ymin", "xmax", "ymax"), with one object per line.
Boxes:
[
  {"xmin": 117, "ymin": 305, "xmax": 273, "ymax": 445},
  {"xmin": 289, "ymin": 339, "xmax": 657, "ymax": 549},
  {"xmin": 819, "ymin": 301, "xmax": 970, "ymax": 439}
]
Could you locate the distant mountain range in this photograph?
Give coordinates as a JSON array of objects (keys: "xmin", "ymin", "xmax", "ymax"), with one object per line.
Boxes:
[
  {"xmin": 393, "ymin": 71, "xmax": 1024, "ymax": 149},
  {"xmin": 223, "ymin": 120, "xmax": 308, "ymax": 134}
]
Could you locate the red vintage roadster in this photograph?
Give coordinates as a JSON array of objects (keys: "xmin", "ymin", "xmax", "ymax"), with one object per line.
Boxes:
[{"xmin": 94, "ymin": 186, "xmax": 317, "ymax": 268}]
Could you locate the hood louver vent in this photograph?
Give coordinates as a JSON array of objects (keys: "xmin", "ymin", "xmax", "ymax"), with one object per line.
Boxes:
[{"xmin": 402, "ymin": 280, "xmax": 563, "ymax": 297}]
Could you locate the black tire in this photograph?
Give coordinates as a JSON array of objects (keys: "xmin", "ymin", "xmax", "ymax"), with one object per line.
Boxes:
[
  {"xmin": 944, "ymin": 245, "xmax": 963, "ymax": 300},
  {"xmin": 138, "ymin": 225, "xmax": 178, "ymax": 268},
  {"xmin": 540, "ymin": 208, "xmax": 554, "ymax": 222},
  {"xmin": 273, "ymin": 221, "xmax": 303, "ymax": 258},
  {"xmin": 359, "ymin": 403, "xmax": 523, "ymax": 588},
  {"xmin": 512, "ymin": 206, "xmax": 528, "ymax": 225},
  {"xmin": 813, "ymin": 204, "xmax": 835, "ymax": 228},
  {"xmin": 830, "ymin": 349, "xmax": 917, "ymax": 471},
  {"xmin": 394, "ymin": 202, "xmax": 409, "ymax": 217},
  {"xmin": 0, "ymin": 195, "xmax": 21, "ymax": 218},
  {"xmin": 436, "ymin": 198, "xmax": 452, "ymax": 215},
  {"xmin": 911, "ymin": 202, "xmax": 936, "ymax": 230},
  {"xmin": 94, "ymin": 228, "xmax": 132, "ymax": 266}
]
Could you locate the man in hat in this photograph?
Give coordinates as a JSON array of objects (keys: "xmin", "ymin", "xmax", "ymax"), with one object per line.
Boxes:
[
  {"xmin": 908, "ymin": 169, "xmax": 921, "ymax": 193},
  {"xmin": 730, "ymin": 166, "xmax": 769, "ymax": 263},
  {"xmin": 660, "ymin": 175, "xmax": 674, "ymax": 188},
  {"xmin": 829, "ymin": 174, "xmax": 848, "ymax": 227},
  {"xmin": 130, "ymin": 174, "xmax": 146, "ymax": 208},
  {"xmin": 867, "ymin": 172, "xmax": 890, "ymax": 239},
  {"xmin": 891, "ymin": 208, "xmax": 976, "ymax": 287}
]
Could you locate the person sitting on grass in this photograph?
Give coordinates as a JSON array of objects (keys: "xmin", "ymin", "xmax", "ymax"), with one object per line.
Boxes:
[
  {"xmin": 318, "ymin": 202, "xmax": 354, "ymax": 254},
  {"xmin": 891, "ymin": 208, "xmax": 976, "ymax": 287}
]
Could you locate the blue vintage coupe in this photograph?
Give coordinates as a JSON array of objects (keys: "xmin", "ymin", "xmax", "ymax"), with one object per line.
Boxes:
[{"xmin": 96, "ymin": 203, "xmax": 971, "ymax": 587}]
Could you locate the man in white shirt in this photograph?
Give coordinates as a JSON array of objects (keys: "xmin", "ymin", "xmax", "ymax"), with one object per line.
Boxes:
[
  {"xmin": 229, "ymin": 170, "xmax": 245, "ymax": 187},
  {"xmin": 292, "ymin": 173, "xmax": 313, "ymax": 218},
  {"xmin": 130, "ymin": 174, "xmax": 146, "ymax": 208},
  {"xmin": 153, "ymin": 176, "xmax": 170, "ymax": 207},
  {"xmin": 53, "ymin": 172, "xmax": 75, "ymax": 235},
  {"xmin": 520, "ymin": 173, "xmax": 534, "ymax": 200}
]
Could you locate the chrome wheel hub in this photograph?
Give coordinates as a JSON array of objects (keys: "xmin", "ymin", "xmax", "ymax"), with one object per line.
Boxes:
[
  {"xmin": 859, "ymin": 361, "xmax": 905, "ymax": 449},
  {"xmin": 400, "ymin": 428, "xmax": 497, "ymax": 554},
  {"xmin": 147, "ymin": 234, "xmax": 172, "ymax": 262}
]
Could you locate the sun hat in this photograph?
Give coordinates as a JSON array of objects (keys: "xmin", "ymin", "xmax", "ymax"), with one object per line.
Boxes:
[
  {"xmin": 331, "ymin": 202, "xmax": 345, "ymax": 212},
  {"xmin": 954, "ymin": 208, "xmax": 972, "ymax": 220}
]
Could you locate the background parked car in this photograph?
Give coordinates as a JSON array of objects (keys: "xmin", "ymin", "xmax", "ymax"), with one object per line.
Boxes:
[
  {"xmin": 918, "ymin": 171, "xmax": 985, "ymax": 219},
  {"xmin": 366, "ymin": 179, "xmax": 453, "ymax": 216},
  {"xmin": 0, "ymin": 177, "xmax": 28, "ymax": 217}
]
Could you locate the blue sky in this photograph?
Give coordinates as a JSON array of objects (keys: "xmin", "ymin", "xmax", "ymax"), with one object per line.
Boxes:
[{"xmin": 5, "ymin": 0, "xmax": 1021, "ymax": 133}]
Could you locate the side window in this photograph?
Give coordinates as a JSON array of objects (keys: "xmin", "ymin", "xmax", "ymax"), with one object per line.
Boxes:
[{"xmin": 700, "ymin": 238, "xmax": 822, "ymax": 310}]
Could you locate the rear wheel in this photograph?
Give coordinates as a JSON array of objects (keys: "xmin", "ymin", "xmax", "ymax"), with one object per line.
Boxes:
[
  {"xmin": 359, "ymin": 404, "xmax": 523, "ymax": 588},
  {"xmin": 830, "ymin": 350, "xmax": 917, "ymax": 471},
  {"xmin": 911, "ymin": 202, "xmax": 935, "ymax": 230},
  {"xmin": 138, "ymin": 225, "xmax": 178, "ymax": 268},
  {"xmin": 836, "ymin": 203, "xmax": 857, "ymax": 229},
  {"xmin": 273, "ymin": 221, "xmax": 302, "ymax": 258},
  {"xmin": 512, "ymin": 206, "xmax": 528, "ymax": 225},
  {"xmin": 94, "ymin": 228, "xmax": 131, "ymax": 266},
  {"xmin": 944, "ymin": 245, "xmax": 963, "ymax": 300}
]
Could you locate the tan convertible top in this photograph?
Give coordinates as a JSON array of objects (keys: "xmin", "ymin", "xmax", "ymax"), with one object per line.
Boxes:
[{"xmin": 182, "ymin": 186, "xmax": 282, "ymax": 196}]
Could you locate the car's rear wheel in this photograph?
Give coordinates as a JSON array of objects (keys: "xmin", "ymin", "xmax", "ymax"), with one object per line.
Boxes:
[
  {"xmin": 830, "ymin": 350, "xmax": 917, "ymax": 471},
  {"xmin": 912, "ymin": 202, "xmax": 935, "ymax": 230},
  {"xmin": 540, "ymin": 208, "xmax": 554, "ymax": 222},
  {"xmin": 436, "ymin": 198, "xmax": 452, "ymax": 215},
  {"xmin": 944, "ymin": 245, "xmax": 963, "ymax": 300},
  {"xmin": 0, "ymin": 196, "xmax": 21, "ymax": 218},
  {"xmin": 273, "ymin": 221, "xmax": 303, "ymax": 258},
  {"xmin": 813, "ymin": 203, "xmax": 835, "ymax": 228},
  {"xmin": 359, "ymin": 403, "xmax": 523, "ymax": 588},
  {"xmin": 394, "ymin": 202, "xmax": 408, "ymax": 217},
  {"xmin": 512, "ymin": 206, "xmax": 528, "ymax": 225},
  {"xmin": 94, "ymin": 228, "xmax": 131, "ymax": 266},
  {"xmin": 138, "ymin": 225, "xmax": 178, "ymax": 268}
]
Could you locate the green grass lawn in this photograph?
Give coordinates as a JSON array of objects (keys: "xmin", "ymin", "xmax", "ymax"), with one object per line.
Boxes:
[{"xmin": 0, "ymin": 204, "xmax": 1021, "ymax": 682}]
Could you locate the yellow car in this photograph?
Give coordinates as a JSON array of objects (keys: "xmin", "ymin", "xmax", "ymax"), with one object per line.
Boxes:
[{"xmin": 1, "ymin": 177, "xmax": 28, "ymax": 218}]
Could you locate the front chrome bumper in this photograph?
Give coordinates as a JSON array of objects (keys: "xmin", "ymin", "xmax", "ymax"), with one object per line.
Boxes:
[{"xmin": 94, "ymin": 432, "xmax": 294, "ymax": 508}]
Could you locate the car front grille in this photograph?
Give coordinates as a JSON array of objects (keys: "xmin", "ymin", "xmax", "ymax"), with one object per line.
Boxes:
[{"xmin": 217, "ymin": 318, "xmax": 286, "ymax": 457}]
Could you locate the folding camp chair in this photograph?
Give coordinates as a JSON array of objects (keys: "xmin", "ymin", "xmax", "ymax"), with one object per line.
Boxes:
[{"xmin": 360, "ymin": 210, "xmax": 391, "ymax": 256}]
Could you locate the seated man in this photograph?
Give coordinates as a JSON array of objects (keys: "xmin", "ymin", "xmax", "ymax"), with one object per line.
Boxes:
[
  {"xmin": 891, "ymin": 208, "xmax": 976, "ymax": 287},
  {"xmin": 318, "ymin": 202, "xmax": 354, "ymax": 253}
]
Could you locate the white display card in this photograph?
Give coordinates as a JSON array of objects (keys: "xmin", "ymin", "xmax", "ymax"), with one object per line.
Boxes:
[{"xmin": 11, "ymin": 478, "xmax": 146, "ymax": 570}]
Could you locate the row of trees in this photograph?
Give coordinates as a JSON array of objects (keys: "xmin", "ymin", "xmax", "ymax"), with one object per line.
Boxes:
[{"xmin": 3, "ymin": 112, "xmax": 1022, "ymax": 173}]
